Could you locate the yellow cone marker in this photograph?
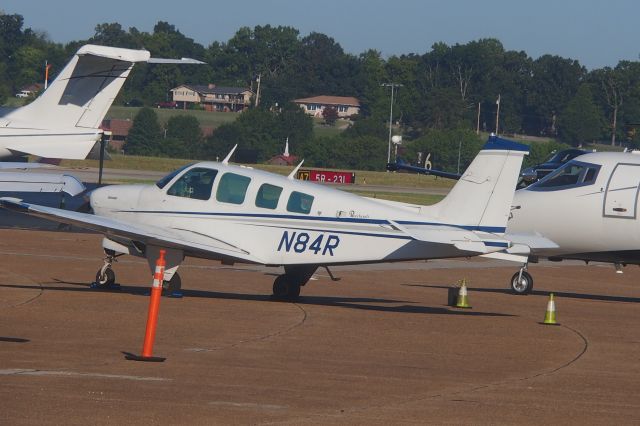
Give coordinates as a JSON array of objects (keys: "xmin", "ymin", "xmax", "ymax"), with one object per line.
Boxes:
[
  {"xmin": 455, "ymin": 279, "xmax": 472, "ymax": 309},
  {"xmin": 542, "ymin": 293, "xmax": 559, "ymax": 325}
]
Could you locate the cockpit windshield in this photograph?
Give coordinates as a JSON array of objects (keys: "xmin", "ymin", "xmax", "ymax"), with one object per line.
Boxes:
[
  {"xmin": 155, "ymin": 163, "xmax": 194, "ymax": 189},
  {"xmin": 527, "ymin": 160, "xmax": 600, "ymax": 191}
]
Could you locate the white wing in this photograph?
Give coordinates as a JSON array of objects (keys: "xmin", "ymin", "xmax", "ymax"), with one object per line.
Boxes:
[{"xmin": 0, "ymin": 198, "xmax": 266, "ymax": 264}]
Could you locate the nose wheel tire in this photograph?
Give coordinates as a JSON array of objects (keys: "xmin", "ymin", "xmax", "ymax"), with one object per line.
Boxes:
[
  {"xmin": 511, "ymin": 270, "xmax": 533, "ymax": 295},
  {"xmin": 272, "ymin": 275, "xmax": 301, "ymax": 301},
  {"xmin": 94, "ymin": 268, "xmax": 116, "ymax": 288}
]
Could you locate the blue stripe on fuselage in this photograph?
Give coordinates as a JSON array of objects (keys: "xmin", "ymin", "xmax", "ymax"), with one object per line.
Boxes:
[{"xmin": 119, "ymin": 210, "xmax": 507, "ymax": 234}]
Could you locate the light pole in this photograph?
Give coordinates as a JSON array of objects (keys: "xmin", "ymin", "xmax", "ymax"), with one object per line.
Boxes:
[{"xmin": 381, "ymin": 82, "xmax": 403, "ymax": 166}]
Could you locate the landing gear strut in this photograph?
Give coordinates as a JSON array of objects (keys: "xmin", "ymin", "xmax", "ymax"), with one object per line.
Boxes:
[
  {"xmin": 510, "ymin": 267, "xmax": 533, "ymax": 295},
  {"xmin": 271, "ymin": 265, "xmax": 317, "ymax": 301},
  {"xmin": 93, "ymin": 250, "xmax": 121, "ymax": 289}
]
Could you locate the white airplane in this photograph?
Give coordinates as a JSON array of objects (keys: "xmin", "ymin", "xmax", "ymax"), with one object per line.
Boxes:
[
  {"xmin": 0, "ymin": 44, "xmax": 152, "ymax": 161},
  {"xmin": 0, "ymin": 44, "xmax": 202, "ymax": 194},
  {"xmin": 0, "ymin": 136, "xmax": 528, "ymax": 300},
  {"xmin": 502, "ymin": 150, "xmax": 640, "ymax": 294}
]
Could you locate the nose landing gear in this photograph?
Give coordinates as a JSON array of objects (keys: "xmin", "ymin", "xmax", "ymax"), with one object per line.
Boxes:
[
  {"xmin": 93, "ymin": 250, "xmax": 122, "ymax": 289},
  {"xmin": 510, "ymin": 267, "xmax": 533, "ymax": 295}
]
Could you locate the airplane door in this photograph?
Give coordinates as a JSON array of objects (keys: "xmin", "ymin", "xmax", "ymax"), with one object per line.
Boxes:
[{"xmin": 603, "ymin": 163, "xmax": 640, "ymax": 219}]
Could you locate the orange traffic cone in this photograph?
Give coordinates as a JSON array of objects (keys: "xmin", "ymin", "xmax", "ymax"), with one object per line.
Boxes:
[
  {"xmin": 125, "ymin": 249, "xmax": 167, "ymax": 362},
  {"xmin": 541, "ymin": 293, "xmax": 559, "ymax": 326}
]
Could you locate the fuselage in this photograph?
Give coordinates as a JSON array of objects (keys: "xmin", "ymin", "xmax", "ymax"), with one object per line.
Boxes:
[
  {"xmin": 508, "ymin": 151, "xmax": 640, "ymax": 262},
  {"xmin": 90, "ymin": 161, "xmax": 507, "ymax": 266}
]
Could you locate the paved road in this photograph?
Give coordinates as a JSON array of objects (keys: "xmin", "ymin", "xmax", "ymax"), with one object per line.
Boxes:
[{"xmin": 1, "ymin": 229, "xmax": 638, "ymax": 425}]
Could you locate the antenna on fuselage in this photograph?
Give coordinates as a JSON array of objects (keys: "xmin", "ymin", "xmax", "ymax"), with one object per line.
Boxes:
[
  {"xmin": 287, "ymin": 160, "xmax": 305, "ymax": 180},
  {"xmin": 222, "ymin": 144, "xmax": 238, "ymax": 165}
]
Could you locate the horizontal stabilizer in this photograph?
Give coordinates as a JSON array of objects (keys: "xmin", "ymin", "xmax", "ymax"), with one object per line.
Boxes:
[
  {"xmin": 389, "ymin": 220, "xmax": 509, "ymax": 254},
  {"xmin": 0, "ymin": 162, "xmax": 55, "ymax": 170},
  {"xmin": 7, "ymin": 137, "xmax": 98, "ymax": 160},
  {"xmin": 147, "ymin": 57, "xmax": 205, "ymax": 64},
  {"xmin": 0, "ymin": 173, "xmax": 85, "ymax": 196},
  {"xmin": 504, "ymin": 233, "xmax": 559, "ymax": 250}
]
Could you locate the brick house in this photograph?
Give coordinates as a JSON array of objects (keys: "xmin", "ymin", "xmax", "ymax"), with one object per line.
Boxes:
[
  {"xmin": 292, "ymin": 95, "xmax": 360, "ymax": 118},
  {"xmin": 101, "ymin": 118, "xmax": 133, "ymax": 151},
  {"xmin": 171, "ymin": 84, "xmax": 253, "ymax": 112}
]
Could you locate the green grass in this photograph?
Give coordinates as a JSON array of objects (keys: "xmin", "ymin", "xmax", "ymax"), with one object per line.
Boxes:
[
  {"xmin": 61, "ymin": 154, "xmax": 456, "ymax": 190},
  {"xmin": 343, "ymin": 190, "xmax": 443, "ymax": 205},
  {"xmin": 106, "ymin": 106, "xmax": 239, "ymax": 127}
]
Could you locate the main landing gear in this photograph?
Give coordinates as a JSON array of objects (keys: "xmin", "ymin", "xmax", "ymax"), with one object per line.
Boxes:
[
  {"xmin": 510, "ymin": 267, "xmax": 533, "ymax": 295},
  {"xmin": 272, "ymin": 265, "xmax": 318, "ymax": 301}
]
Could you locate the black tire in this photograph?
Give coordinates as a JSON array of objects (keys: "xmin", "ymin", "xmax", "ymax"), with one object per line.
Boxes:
[
  {"xmin": 163, "ymin": 272, "xmax": 182, "ymax": 294},
  {"xmin": 272, "ymin": 275, "xmax": 301, "ymax": 301},
  {"xmin": 95, "ymin": 268, "xmax": 116, "ymax": 287},
  {"xmin": 273, "ymin": 275, "xmax": 288, "ymax": 299},
  {"xmin": 511, "ymin": 271, "xmax": 533, "ymax": 295}
]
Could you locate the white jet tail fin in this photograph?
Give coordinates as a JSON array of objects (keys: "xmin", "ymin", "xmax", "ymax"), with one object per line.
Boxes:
[
  {"xmin": 4, "ymin": 45, "xmax": 150, "ymax": 130},
  {"xmin": 426, "ymin": 136, "xmax": 528, "ymax": 234}
]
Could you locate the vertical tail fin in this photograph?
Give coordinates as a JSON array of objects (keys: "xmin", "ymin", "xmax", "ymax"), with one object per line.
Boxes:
[
  {"xmin": 427, "ymin": 136, "xmax": 528, "ymax": 233},
  {"xmin": 5, "ymin": 45, "xmax": 150, "ymax": 130}
]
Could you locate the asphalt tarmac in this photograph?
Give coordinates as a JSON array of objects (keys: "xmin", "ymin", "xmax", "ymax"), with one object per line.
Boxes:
[{"xmin": 1, "ymin": 229, "xmax": 639, "ymax": 425}]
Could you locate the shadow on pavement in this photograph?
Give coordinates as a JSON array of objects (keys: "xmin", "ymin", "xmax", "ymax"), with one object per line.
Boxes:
[
  {"xmin": 404, "ymin": 283, "xmax": 640, "ymax": 304},
  {"xmin": 1, "ymin": 280, "xmax": 514, "ymax": 317}
]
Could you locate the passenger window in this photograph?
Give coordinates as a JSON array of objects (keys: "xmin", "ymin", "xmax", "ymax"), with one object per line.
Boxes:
[
  {"xmin": 287, "ymin": 191, "xmax": 314, "ymax": 214},
  {"xmin": 255, "ymin": 183, "xmax": 283, "ymax": 210},
  {"xmin": 216, "ymin": 172, "xmax": 251, "ymax": 204},
  {"xmin": 166, "ymin": 168, "xmax": 218, "ymax": 200}
]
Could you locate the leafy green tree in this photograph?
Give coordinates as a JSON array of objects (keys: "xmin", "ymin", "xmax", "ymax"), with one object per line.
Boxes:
[
  {"xmin": 405, "ymin": 129, "xmax": 483, "ymax": 173},
  {"xmin": 558, "ymin": 84, "xmax": 605, "ymax": 146},
  {"xmin": 165, "ymin": 114, "xmax": 203, "ymax": 158},
  {"xmin": 125, "ymin": 107, "xmax": 162, "ymax": 155},
  {"xmin": 202, "ymin": 106, "xmax": 312, "ymax": 162},
  {"xmin": 525, "ymin": 55, "xmax": 585, "ymax": 135}
]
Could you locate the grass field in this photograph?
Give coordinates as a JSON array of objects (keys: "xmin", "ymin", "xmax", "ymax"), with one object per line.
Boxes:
[
  {"xmin": 59, "ymin": 153, "xmax": 452, "ymax": 204},
  {"xmin": 60, "ymin": 154, "xmax": 455, "ymax": 189},
  {"xmin": 106, "ymin": 106, "xmax": 350, "ymax": 136},
  {"xmin": 106, "ymin": 106, "xmax": 239, "ymax": 127}
]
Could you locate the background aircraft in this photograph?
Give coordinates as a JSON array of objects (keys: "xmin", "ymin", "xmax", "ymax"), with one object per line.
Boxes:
[
  {"xmin": 0, "ymin": 136, "xmax": 528, "ymax": 300},
  {"xmin": 505, "ymin": 150, "xmax": 640, "ymax": 293},
  {"xmin": 0, "ymin": 44, "xmax": 202, "ymax": 193}
]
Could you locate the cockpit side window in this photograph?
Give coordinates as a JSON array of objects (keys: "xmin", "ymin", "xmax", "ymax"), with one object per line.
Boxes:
[
  {"xmin": 216, "ymin": 172, "xmax": 251, "ymax": 204},
  {"xmin": 287, "ymin": 191, "xmax": 314, "ymax": 214},
  {"xmin": 528, "ymin": 161, "xmax": 600, "ymax": 191},
  {"xmin": 167, "ymin": 168, "xmax": 218, "ymax": 200},
  {"xmin": 255, "ymin": 183, "xmax": 283, "ymax": 210},
  {"xmin": 156, "ymin": 163, "xmax": 194, "ymax": 189}
]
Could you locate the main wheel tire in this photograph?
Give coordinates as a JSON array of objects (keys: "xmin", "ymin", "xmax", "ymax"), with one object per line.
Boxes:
[
  {"xmin": 511, "ymin": 270, "xmax": 533, "ymax": 295},
  {"xmin": 272, "ymin": 275, "xmax": 288, "ymax": 299},
  {"xmin": 95, "ymin": 268, "xmax": 116, "ymax": 287},
  {"xmin": 163, "ymin": 272, "xmax": 182, "ymax": 294},
  {"xmin": 272, "ymin": 275, "xmax": 301, "ymax": 301}
]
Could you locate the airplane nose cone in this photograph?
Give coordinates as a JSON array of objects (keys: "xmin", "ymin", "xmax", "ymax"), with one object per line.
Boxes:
[
  {"xmin": 90, "ymin": 184, "xmax": 145, "ymax": 213},
  {"xmin": 89, "ymin": 186, "xmax": 110, "ymax": 211}
]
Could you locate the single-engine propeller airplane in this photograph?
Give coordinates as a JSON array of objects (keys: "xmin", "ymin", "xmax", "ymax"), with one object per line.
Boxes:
[{"xmin": 0, "ymin": 136, "xmax": 528, "ymax": 300}]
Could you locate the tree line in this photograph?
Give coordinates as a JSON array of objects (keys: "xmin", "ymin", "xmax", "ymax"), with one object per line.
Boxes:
[{"xmin": 2, "ymin": 12, "xmax": 639, "ymax": 171}]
